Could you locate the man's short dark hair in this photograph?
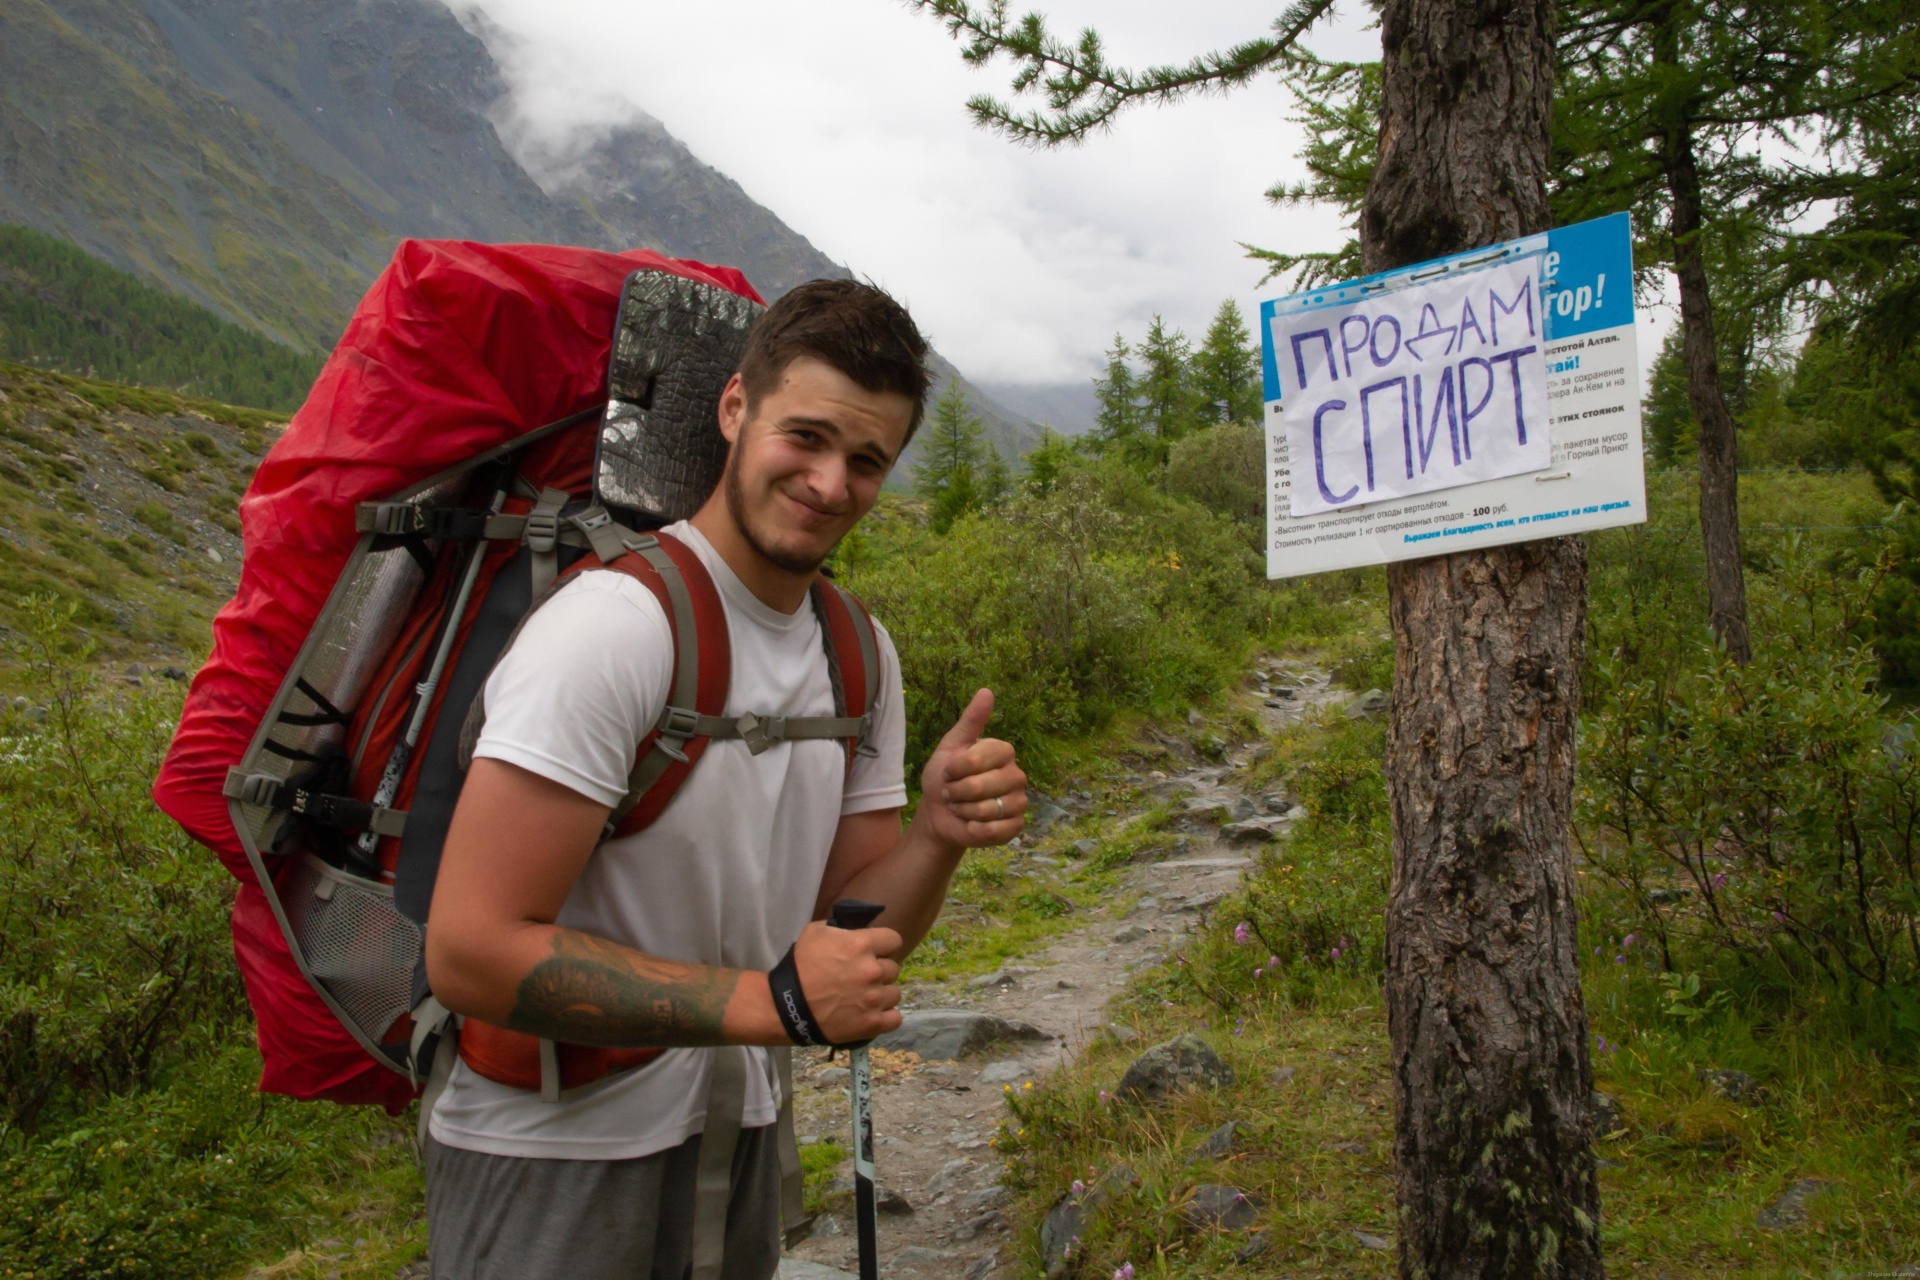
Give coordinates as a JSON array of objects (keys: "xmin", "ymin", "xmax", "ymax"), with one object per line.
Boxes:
[{"xmin": 738, "ymin": 279, "xmax": 932, "ymax": 442}]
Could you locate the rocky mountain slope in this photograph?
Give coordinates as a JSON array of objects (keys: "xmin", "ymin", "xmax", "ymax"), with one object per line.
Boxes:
[{"xmin": 0, "ymin": 0, "xmax": 1035, "ymax": 458}]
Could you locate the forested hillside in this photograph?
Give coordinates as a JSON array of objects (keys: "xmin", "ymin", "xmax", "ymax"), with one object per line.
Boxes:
[{"xmin": 0, "ymin": 226, "xmax": 323, "ymax": 410}]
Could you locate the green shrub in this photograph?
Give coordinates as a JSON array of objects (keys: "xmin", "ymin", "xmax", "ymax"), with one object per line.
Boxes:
[
  {"xmin": 1579, "ymin": 546, "xmax": 1920, "ymax": 1018},
  {"xmin": 1, "ymin": 599, "xmax": 243, "ymax": 1134},
  {"xmin": 848, "ymin": 464, "xmax": 1267, "ymax": 775},
  {"xmin": 1163, "ymin": 421, "xmax": 1263, "ymax": 532}
]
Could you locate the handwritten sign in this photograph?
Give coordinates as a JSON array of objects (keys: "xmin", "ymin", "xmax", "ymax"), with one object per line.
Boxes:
[
  {"xmin": 1279, "ymin": 258, "xmax": 1549, "ymax": 516},
  {"xmin": 1259, "ymin": 212, "xmax": 1645, "ymax": 579}
]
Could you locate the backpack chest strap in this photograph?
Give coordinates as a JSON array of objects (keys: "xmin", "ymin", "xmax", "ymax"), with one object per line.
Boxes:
[{"xmin": 657, "ymin": 708, "xmax": 870, "ymax": 756}]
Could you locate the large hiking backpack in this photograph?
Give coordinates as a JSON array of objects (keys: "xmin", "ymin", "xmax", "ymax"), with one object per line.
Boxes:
[{"xmin": 152, "ymin": 240, "xmax": 879, "ymax": 1117}]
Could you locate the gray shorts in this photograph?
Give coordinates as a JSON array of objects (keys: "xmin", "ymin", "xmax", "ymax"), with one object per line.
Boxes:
[{"xmin": 424, "ymin": 1126, "xmax": 782, "ymax": 1280}]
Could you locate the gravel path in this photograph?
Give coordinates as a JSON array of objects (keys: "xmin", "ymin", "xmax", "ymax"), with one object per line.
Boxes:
[{"xmin": 780, "ymin": 660, "xmax": 1345, "ymax": 1280}]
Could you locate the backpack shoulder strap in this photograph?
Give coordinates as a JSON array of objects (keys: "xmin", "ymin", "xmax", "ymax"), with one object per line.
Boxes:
[
  {"xmin": 605, "ymin": 530, "xmax": 732, "ymax": 838},
  {"xmin": 809, "ymin": 577, "xmax": 882, "ymax": 763}
]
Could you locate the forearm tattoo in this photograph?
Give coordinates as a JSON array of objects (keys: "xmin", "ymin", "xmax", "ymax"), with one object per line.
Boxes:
[{"xmin": 506, "ymin": 930, "xmax": 738, "ymax": 1048}]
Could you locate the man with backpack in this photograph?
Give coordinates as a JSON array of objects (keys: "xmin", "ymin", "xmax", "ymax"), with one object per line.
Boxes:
[{"xmin": 419, "ymin": 278, "xmax": 1028, "ymax": 1279}]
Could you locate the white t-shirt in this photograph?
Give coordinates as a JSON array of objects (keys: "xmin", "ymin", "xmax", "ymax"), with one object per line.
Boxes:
[{"xmin": 428, "ymin": 520, "xmax": 908, "ymax": 1160}]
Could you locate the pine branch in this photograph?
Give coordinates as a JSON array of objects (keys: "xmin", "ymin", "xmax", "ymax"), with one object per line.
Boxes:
[{"xmin": 910, "ymin": 0, "xmax": 1338, "ymax": 145}]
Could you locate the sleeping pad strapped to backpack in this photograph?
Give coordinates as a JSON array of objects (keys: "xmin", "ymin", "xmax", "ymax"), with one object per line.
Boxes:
[{"xmin": 151, "ymin": 240, "xmax": 882, "ymax": 1119}]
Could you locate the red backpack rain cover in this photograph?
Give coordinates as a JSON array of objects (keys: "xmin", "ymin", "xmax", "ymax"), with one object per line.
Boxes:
[{"xmin": 153, "ymin": 240, "xmax": 762, "ymax": 1112}]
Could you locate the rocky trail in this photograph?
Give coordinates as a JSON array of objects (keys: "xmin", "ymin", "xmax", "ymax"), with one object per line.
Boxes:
[{"xmin": 779, "ymin": 659, "xmax": 1355, "ymax": 1280}]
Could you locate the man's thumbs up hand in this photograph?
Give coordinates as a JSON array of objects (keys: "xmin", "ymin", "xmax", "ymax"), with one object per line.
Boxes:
[{"xmin": 920, "ymin": 688, "xmax": 1027, "ymax": 851}]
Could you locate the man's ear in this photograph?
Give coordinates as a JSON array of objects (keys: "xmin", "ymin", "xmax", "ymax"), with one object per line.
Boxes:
[{"xmin": 717, "ymin": 373, "xmax": 748, "ymax": 446}]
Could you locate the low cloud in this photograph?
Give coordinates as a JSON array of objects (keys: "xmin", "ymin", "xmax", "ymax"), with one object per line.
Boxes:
[{"xmin": 447, "ymin": 0, "xmax": 1373, "ymax": 386}]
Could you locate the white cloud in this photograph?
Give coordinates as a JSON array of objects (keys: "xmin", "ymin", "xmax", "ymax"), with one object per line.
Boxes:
[{"xmin": 450, "ymin": 0, "xmax": 1376, "ymax": 385}]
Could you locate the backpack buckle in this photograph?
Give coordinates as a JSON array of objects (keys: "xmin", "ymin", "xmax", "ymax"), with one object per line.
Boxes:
[
  {"xmin": 659, "ymin": 704, "xmax": 701, "ymax": 740},
  {"xmin": 854, "ymin": 713, "xmax": 879, "ymax": 758},
  {"xmin": 523, "ymin": 510, "xmax": 560, "ymax": 555},
  {"xmin": 359, "ymin": 502, "xmax": 427, "ymax": 536},
  {"xmin": 737, "ymin": 713, "xmax": 786, "ymax": 755}
]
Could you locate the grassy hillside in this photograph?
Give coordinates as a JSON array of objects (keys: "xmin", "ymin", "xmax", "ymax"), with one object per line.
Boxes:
[
  {"xmin": 0, "ymin": 362, "xmax": 270, "ymax": 684},
  {"xmin": 0, "ymin": 225, "xmax": 324, "ymax": 410}
]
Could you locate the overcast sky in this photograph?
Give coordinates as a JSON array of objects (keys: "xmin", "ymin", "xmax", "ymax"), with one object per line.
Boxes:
[
  {"xmin": 451, "ymin": 1, "xmax": 1385, "ymax": 387},
  {"xmin": 454, "ymin": 1, "xmax": 1673, "ymax": 395}
]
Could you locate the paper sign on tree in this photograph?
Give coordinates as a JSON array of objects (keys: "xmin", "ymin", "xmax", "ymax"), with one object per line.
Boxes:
[{"xmin": 1279, "ymin": 257, "xmax": 1550, "ymax": 516}]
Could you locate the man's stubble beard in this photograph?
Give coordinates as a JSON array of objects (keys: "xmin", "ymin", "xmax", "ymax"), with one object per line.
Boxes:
[{"xmin": 722, "ymin": 446, "xmax": 837, "ymax": 576}]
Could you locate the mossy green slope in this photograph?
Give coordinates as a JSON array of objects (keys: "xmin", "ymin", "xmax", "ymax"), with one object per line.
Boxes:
[{"xmin": 0, "ymin": 361, "xmax": 270, "ymax": 681}]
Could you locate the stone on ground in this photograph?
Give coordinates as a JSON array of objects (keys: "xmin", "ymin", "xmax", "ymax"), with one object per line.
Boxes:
[
  {"xmin": 979, "ymin": 1060, "xmax": 1033, "ymax": 1084},
  {"xmin": 1697, "ymin": 1068, "xmax": 1758, "ymax": 1101},
  {"xmin": 1187, "ymin": 1119, "xmax": 1242, "ymax": 1163},
  {"xmin": 1756, "ymin": 1177, "xmax": 1836, "ymax": 1229},
  {"xmin": 1039, "ymin": 1166, "xmax": 1138, "ymax": 1277},
  {"xmin": 1117, "ymin": 1035, "xmax": 1235, "ymax": 1103},
  {"xmin": 779, "ymin": 1260, "xmax": 856, "ymax": 1280},
  {"xmin": 873, "ymin": 1010, "xmax": 1049, "ymax": 1060},
  {"xmin": 1345, "ymin": 689, "xmax": 1388, "ymax": 719},
  {"xmin": 1590, "ymin": 1090, "xmax": 1626, "ymax": 1137},
  {"xmin": 925, "ymin": 1158, "xmax": 974, "ymax": 1199},
  {"xmin": 1180, "ymin": 1183, "xmax": 1261, "ymax": 1231},
  {"xmin": 1353, "ymin": 1230, "xmax": 1392, "ymax": 1251}
]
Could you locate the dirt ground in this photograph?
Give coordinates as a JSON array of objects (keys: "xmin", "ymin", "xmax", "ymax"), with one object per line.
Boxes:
[{"xmin": 781, "ymin": 662, "xmax": 1344, "ymax": 1280}]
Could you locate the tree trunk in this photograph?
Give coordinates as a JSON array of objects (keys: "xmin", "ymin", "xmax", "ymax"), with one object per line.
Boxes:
[
  {"xmin": 1365, "ymin": 0, "xmax": 1604, "ymax": 1275},
  {"xmin": 1662, "ymin": 119, "xmax": 1752, "ymax": 664}
]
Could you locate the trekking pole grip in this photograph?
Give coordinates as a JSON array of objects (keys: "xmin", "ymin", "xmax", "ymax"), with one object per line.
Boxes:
[
  {"xmin": 826, "ymin": 899, "xmax": 886, "ymax": 1051},
  {"xmin": 827, "ymin": 899, "xmax": 885, "ymax": 932}
]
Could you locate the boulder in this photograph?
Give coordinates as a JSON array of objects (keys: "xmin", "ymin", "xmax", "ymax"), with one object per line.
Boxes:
[
  {"xmin": 1180, "ymin": 1183, "xmax": 1261, "ymax": 1231},
  {"xmin": 1220, "ymin": 820, "xmax": 1277, "ymax": 844},
  {"xmin": 873, "ymin": 1010, "xmax": 1049, "ymax": 1061},
  {"xmin": 1071, "ymin": 838, "xmax": 1100, "ymax": 858},
  {"xmin": 1117, "ymin": 1035, "xmax": 1235, "ymax": 1103},
  {"xmin": 1353, "ymin": 1230, "xmax": 1392, "ymax": 1252}
]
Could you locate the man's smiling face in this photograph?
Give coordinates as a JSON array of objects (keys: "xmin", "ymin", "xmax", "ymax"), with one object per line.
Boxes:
[{"xmin": 717, "ymin": 356, "xmax": 914, "ymax": 575}]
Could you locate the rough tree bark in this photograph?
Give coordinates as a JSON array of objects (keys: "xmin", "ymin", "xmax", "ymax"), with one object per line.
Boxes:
[
  {"xmin": 1659, "ymin": 100, "xmax": 1752, "ymax": 663},
  {"xmin": 1364, "ymin": 0, "xmax": 1605, "ymax": 1276}
]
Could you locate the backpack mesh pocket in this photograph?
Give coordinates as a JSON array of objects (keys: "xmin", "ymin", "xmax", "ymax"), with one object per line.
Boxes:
[{"xmin": 284, "ymin": 855, "xmax": 421, "ymax": 1044}]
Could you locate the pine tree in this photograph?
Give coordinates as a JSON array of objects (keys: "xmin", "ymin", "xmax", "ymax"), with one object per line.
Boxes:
[
  {"xmin": 1136, "ymin": 315, "xmax": 1200, "ymax": 452},
  {"xmin": 912, "ymin": 381, "xmax": 997, "ymax": 533},
  {"xmin": 1191, "ymin": 299, "xmax": 1262, "ymax": 426},
  {"xmin": 1091, "ymin": 335, "xmax": 1145, "ymax": 458}
]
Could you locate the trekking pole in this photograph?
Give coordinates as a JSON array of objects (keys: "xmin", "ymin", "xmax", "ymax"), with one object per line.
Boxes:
[
  {"xmin": 827, "ymin": 898, "xmax": 886, "ymax": 1280},
  {"xmin": 355, "ymin": 486, "xmax": 507, "ymax": 863}
]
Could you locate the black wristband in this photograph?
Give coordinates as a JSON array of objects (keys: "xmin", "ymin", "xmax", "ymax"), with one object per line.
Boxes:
[{"xmin": 768, "ymin": 943, "xmax": 823, "ymax": 1047}]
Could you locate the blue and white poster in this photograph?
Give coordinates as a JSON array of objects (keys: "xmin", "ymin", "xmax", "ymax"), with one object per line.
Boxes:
[{"xmin": 1259, "ymin": 211, "xmax": 1645, "ymax": 578}]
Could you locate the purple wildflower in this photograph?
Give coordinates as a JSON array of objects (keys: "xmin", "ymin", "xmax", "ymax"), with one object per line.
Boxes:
[
  {"xmin": 1711, "ymin": 873, "xmax": 1729, "ymax": 890},
  {"xmin": 1234, "ymin": 921, "xmax": 1252, "ymax": 945},
  {"xmin": 1268, "ymin": 956, "xmax": 1280, "ymax": 968},
  {"xmin": 1772, "ymin": 910, "xmax": 1788, "ymax": 923},
  {"xmin": 1070, "ymin": 1180, "xmax": 1086, "ymax": 1198},
  {"xmin": 1330, "ymin": 947, "xmax": 1341, "ymax": 960},
  {"xmin": 1622, "ymin": 934, "xmax": 1639, "ymax": 949},
  {"xmin": 1114, "ymin": 1265, "xmax": 1136, "ymax": 1280}
]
